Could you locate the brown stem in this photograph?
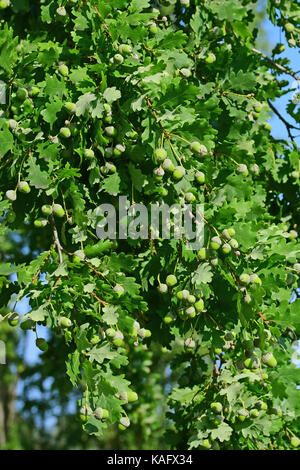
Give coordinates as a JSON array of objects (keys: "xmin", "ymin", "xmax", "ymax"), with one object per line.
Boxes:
[
  {"xmin": 252, "ymin": 47, "xmax": 300, "ymax": 81},
  {"xmin": 50, "ymin": 215, "xmax": 63, "ymax": 265},
  {"xmin": 90, "ymin": 291, "xmax": 107, "ymax": 306}
]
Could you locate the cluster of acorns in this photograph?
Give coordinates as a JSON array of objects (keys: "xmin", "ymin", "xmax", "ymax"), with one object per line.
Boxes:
[
  {"xmin": 79, "ymin": 389, "xmax": 138, "ymax": 430},
  {"xmin": 153, "ymin": 142, "xmax": 208, "ymax": 184},
  {"xmin": 199, "ymin": 399, "xmax": 300, "ymax": 449},
  {"xmin": 5, "ymin": 179, "xmax": 66, "ymax": 227},
  {"xmin": 158, "ymin": 275, "xmax": 205, "ymax": 325},
  {"xmin": 197, "ymin": 228, "xmax": 240, "ymax": 267}
]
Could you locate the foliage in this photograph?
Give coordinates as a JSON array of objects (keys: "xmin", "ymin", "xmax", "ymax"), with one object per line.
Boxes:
[{"xmin": 0, "ymin": 0, "xmax": 300, "ymax": 450}]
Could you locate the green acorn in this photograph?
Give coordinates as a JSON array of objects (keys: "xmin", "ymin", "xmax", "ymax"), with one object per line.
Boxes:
[
  {"xmin": 64, "ymin": 102, "xmax": 76, "ymax": 113},
  {"xmin": 8, "ymin": 119, "xmax": 18, "ymax": 130},
  {"xmin": 205, "ymin": 53, "xmax": 216, "ymax": 64},
  {"xmin": 195, "ymin": 171, "xmax": 205, "ymax": 184},
  {"xmin": 179, "ymin": 68, "xmax": 191, "ymax": 78},
  {"xmin": 59, "ymin": 127, "xmax": 71, "ymax": 138},
  {"xmin": 58, "ymin": 64, "xmax": 69, "ymax": 76},
  {"xmin": 285, "ymin": 22, "xmax": 294, "ymax": 33},
  {"xmin": 6, "ymin": 190, "xmax": 17, "ymax": 202},
  {"xmin": 36, "ymin": 338, "xmax": 48, "ymax": 352},
  {"xmin": 166, "ymin": 275, "xmax": 177, "ymax": 287},
  {"xmin": 113, "ymin": 53, "xmax": 124, "ymax": 65},
  {"xmin": 184, "ymin": 337, "xmax": 195, "ymax": 349},
  {"xmin": 236, "ymin": 164, "xmax": 248, "ymax": 176},
  {"xmin": 113, "ymin": 284, "xmax": 125, "ymax": 296},
  {"xmin": 158, "ymin": 283, "xmax": 168, "ymax": 294},
  {"xmin": 210, "ymin": 402, "xmax": 222, "ymax": 413},
  {"xmin": 177, "ymin": 289, "xmax": 188, "ymax": 300},
  {"xmin": 198, "ymin": 248, "xmax": 207, "ymax": 260},
  {"xmin": 201, "ymin": 439, "xmax": 211, "ymax": 449},
  {"xmin": 250, "ymin": 273, "xmax": 262, "ymax": 286},
  {"xmin": 118, "ymin": 44, "xmax": 132, "ymax": 56},
  {"xmin": 104, "ymin": 126, "xmax": 117, "ymax": 137},
  {"xmin": 113, "ymin": 338, "xmax": 125, "ymax": 348},
  {"xmin": 16, "ymin": 88, "xmax": 28, "ymax": 101},
  {"xmin": 119, "ymin": 416, "xmax": 130, "ymax": 430},
  {"xmin": 210, "ymin": 236, "xmax": 222, "ymax": 250},
  {"xmin": 262, "ymin": 352, "xmax": 277, "ymax": 368},
  {"xmin": 249, "ymin": 164, "xmax": 260, "ymax": 175},
  {"xmin": 79, "ymin": 413, "xmax": 88, "ymax": 423},
  {"xmin": 104, "ymin": 103, "xmax": 112, "ymax": 114},
  {"xmin": 41, "ymin": 205, "xmax": 52, "ymax": 216},
  {"xmin": 84, "ymin": 148, "xmax": 95, "ymax": 159},
  {"xmin": 269, "ymin": 407, "xmax": 282, "ymax": 417},
  {"xmin": 244, "ymin": 357, "xmax": 259, "ymax": 369},
  {"xmin": 137, "ymin": 328, "xmax": 151, "ymax": 339},
  {"xmin": 58, "ymin": 316, "xmax": 72, "ymax": 329},
  {"xmin": 18, "ymin": 181, "xmax": 31, "ymax": 194},
  {"xmin": 34, "ymin": 219, "xmax": 48, "ymax": 228},
  {"xmin": 154, "ymin": 148, "xmax": 167, "ymax": 162},
  {"xmin": 173, "ymin": 166, "xmax": 186, "ymax": 180},
  {"xmin": 190, "ymin": 141, "xmax": 207, "ymax": 156},
  {"xmin": 113, "ymin": 144, "xmax": 125, "ymax": 157},
  {"xmin": 106, "ymin": 328, "xmax": 116, "ymax": 338},
  {"xmin": 53, "ymin": 204, "xmax": 65, "ymax": 218},
  {"xmin": 94, "ymin": 407, "xmax": 109, "ymax": 420},
  {"xmin": 185, "ymin": 306, "xmax": 196, "ymax": 318},
  {"xmin": 8, "ymin": 312, "xmax": 19, "ymax": 327},
  {"xmin": 291, "ymin": 437, "xmax": 300, "ymax": 448},
  {"xmin": 194, "ymin": 298, "xmax": 204, "ymax": 312},
  {"xmin": 90, "ymin": 335, "xmax": 101, "ymax": 345},
  {"xmin": 119, "ymin": 390, "xmax": 138, "ymax": 403},
  {"xmin": 237, "ymin": 408, "xmax": 249, "ymax": 422},
  {"xmin": 184, "ymin": 192, "xmax": 196, "ymax": 203},
  {"xmin": 161, "ymin": 159, "xmax": 174, "ymax": 173},
  {"xmin": 187, "ymin": 294, "xmax": 196, "ymax": 304},
  {"xmin": 222, "ymin": 243, "xmax": 231, "ymax": 254},
  {"xmin": 240, "ymin": 273, "xmax": 251, "ymax": 285},
  {"xmin": 293, "ymin": 263, "xmax": 300, "ymax": 274},
  {"xmin": 227, "ymin": 227, "xmax": 235, "ymax": 237},
  {"xmin": 224, "ymin": 331, "xmax": 235, "ymax": 342},
  {"xmin": 264, "ymin": 123, "xmax": 272, "ymax": 131},
  {"xmin": 257, "ymin": 400, "xmax": 268, "ymax": 411},
  {"xmin": 229, "ymin": 238, "xmax": 239, "ymax": 249},
  {"xmin": 148, "ymin": 22, "xmax": 158, "ymax": 34},
  {"xmin": 250, "ymin": 409, "xmax": 259, "ymax": 418},
  {"xmin": 163, "ymin": 313, "xmax": 174, "ymax": 324}
]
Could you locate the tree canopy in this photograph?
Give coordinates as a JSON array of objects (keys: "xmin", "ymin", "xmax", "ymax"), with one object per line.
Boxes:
[{"xmin": 0, "ymin": 0, "xmax": 300, "ymax": 451}]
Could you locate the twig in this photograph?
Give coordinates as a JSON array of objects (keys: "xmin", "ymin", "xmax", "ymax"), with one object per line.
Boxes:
[
  {"xmin": 90, "ymin": 291, "xmax": 107, "ymax": 306},
  {"xmin": 31, "ymin": 249, "xmax": 52, "ymax": 283},
  {"xmin": 267, "ymin": 99, "xmax": 300, "ymax": 143},
  {"xmin": 252, "ymin": 47, "xmax": 300, "ymax": 81},
  {"xmin": 50, "ymin": 215, "xmax": 63, "ymax": 265},
  {"xmin": 94, "ymin": 5, "xmax": 112, "ymax": 39}
]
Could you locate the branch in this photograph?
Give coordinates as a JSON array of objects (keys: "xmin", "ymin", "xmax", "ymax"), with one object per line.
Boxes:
[
  {"xmin": 252, "ymin": 47, "xmax": 300, "ymax": 82},
  {"xmin": 267, "ymin": 99, "xmax": 300, "ymax": 143},
  {"xmin": 94, "ymin": 5, "xmax": 112, "ymax": 40},
  {"xmin": 50, "ymin": 214, "xmax": 63, "ymax": 265},
  {"xmin": 90, "ymin": 291, "xmax": 107, "ymax": 306}
]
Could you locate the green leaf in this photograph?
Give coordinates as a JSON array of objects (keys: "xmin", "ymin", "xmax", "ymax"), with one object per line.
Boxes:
[
  {"xmin": 0, "ymin": 128, "xmax": 13, "ymax": 157},
  {"xmin": 102, "ymin": 304, "xmax": 119, "ymax": 325},
  {"xmin": 27, "ymin": 157, "xmax": 51, "ymax": 189},
  {"xmin": 192, "ymin": 263, "xmax": 213, "ymax": 285},
  {"xmin": 103, "ymin": 87, "xmax": 121, "ymax": 103},
  {"xmin": 88, "ymin": 342, "xmax": 119, "ymax": 364}
]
